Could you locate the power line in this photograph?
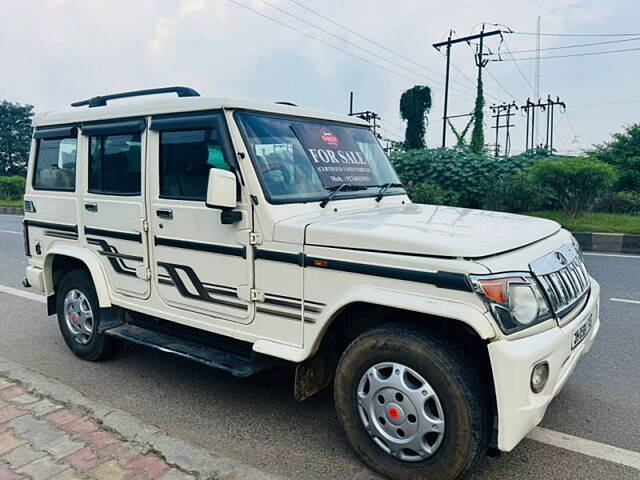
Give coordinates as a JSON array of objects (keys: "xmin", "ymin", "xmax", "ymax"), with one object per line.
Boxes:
[
  {"xmin": 501, "ymin": 39, "xmax": 536, "ymax": 94},
  {"xmin": 225, "ymin": 0, "xmax": 438, "ymax": 93},
  {"xmin": 484, "ymin": 68, "xmax": 518, "ymax": 100},
  {"xmin": 513, "ymin": 31, "xmax": 640, "ymax": 37},
  {"xmin": 487, "ymin": 35, "xmax": 640, "ymax": 55},
  {"xmin": 284, "ymin": 0, "xmax": 446, "ymax": 80},
  {"xmin": 500, "ymin": 46, "xmax": 640, "ymax": 61},
  {"xmin": 255, "ymin": 0, "xmax": 450, "ymax": 88},
  {"xmin": 572, "ymin": 99, "xmax": 640, "ymax": 107}
]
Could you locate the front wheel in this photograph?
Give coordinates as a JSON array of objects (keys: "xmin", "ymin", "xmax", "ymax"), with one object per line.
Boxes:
[{"xmin": 334, "ymin": 324, "xmax": 491, "ymax": 480}]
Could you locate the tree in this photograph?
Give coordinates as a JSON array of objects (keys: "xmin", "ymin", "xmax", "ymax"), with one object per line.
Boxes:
[
  {"xmin": 469, "ymin": 72, "xmax": 485, "ymax": 154},
  {"xmin": 399, "ymin": 85, "xmax": 432, "ymax": 150},
  {"xmin": 0, "ymin": 100, "xmax": 34, "ymax": 176},
  {"xmin": 589, "ymin": 123, "xmax": 640, "ymax": 191}
]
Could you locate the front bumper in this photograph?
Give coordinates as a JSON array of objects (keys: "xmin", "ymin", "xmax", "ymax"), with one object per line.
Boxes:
[{"xmin": 488, "ymin": 278, "xmax": 600, "ymax": 451}]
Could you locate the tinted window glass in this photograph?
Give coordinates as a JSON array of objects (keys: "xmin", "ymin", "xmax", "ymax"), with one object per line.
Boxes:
[
  {"xmin": 159, "ymin": 129, "xmax": 230, "ymax": 200},
  {"xmin": 89, "ymin": 134, "xmax": 141, "ymax": 195},
  {"xmin": 33, "ymin": 138, "xmax": 77, "ymax": 191}
]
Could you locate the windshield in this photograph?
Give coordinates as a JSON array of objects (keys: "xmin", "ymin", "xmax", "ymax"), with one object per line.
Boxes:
[{"xmin": 236, "ymin": 112, "xmax": 404, "ymax": 204}]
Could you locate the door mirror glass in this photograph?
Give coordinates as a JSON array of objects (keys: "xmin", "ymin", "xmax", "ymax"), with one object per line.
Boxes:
[{"xmin": 206, "ymin": 168, "xmax": 237, "ymax": 210}]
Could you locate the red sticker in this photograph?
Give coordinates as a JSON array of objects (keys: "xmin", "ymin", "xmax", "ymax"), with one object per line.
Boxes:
[{"xmin": 320, "ymin": 128, "xmax": 340, "ymax": 148}]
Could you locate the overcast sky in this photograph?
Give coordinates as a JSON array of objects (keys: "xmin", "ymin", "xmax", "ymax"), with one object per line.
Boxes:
[{"xmin": 3, "ymin": 0, "xmax": 639, "ymax": 154}]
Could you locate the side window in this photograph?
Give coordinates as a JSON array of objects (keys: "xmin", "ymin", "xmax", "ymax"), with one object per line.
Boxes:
[
  {"xmin": 159, "ymin": 129, "xmax": 230, "ymax": 201},
  {"xmin": 88, "ymin": 134, "xmax": 141, "ymax": 196},
  {"xmin": 33, "ymin": 138, "xmax": 77, "ymax": 191}
]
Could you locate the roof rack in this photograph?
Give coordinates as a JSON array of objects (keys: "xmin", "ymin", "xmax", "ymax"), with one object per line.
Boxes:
[{"xmin": 71, "ymin": 86, "xmax": 200, "ymax": 108}]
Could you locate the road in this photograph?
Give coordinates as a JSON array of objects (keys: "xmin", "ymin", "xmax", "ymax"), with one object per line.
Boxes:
[{"xmin": 1, "ymin": 214, "xmax": 639, "ymax": 479}]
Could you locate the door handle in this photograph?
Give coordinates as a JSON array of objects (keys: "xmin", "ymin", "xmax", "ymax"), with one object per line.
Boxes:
[
  {"xmin": 85, "ymin": 202, "xmax": 98, "ymax": 212},
  {"xmin": 156, "ymin": 208, "xmax": 173, "ymax": 219}
]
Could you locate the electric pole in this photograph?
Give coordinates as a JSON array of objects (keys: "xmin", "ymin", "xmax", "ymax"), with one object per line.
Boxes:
[
  {"xmin": 544, "ymin": 95, "xmax": 566, "ymax": 152},
  {"xmin": 433, "ymin": 27, "xmax": 502, "ymax": 148},
  {"xmin": 348, "ymin": 91, "xmax": 381, "ymax": 137},
  {"xmin": 490, "ymin": 102, "xmax": 518, "ymax": 157},
  {"xmin": 521, "ymin": 98, "xmax": 546, "ymax": 150}
]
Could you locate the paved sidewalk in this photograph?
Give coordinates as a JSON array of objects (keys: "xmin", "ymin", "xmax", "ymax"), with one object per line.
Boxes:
[{"xmin": 0, "ymin": 359, "xmax": 280, "ymax": 480}]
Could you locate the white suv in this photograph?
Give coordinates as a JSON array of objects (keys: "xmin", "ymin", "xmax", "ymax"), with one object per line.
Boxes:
[{"xmin": 22, "ymin": 87, "xmax": 600, "ymax": 480}]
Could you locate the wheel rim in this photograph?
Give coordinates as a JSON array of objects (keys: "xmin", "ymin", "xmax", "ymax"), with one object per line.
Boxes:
[
  {"xmin": 357, "ymin": 362, "xmax": 445, "ymax": 462},
  {"xmin": 63, "ymin": 289, "xmax": 94, "ymax": 345}
]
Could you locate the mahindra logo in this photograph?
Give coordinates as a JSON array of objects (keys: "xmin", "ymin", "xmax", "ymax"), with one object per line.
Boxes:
[{"xmin": 555, "ymin": 252, "xmax": 568, "ymax": 266}]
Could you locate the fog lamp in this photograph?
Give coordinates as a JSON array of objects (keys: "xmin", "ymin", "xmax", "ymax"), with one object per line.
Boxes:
[{"xmin": 530, "ymin": 362, "xmax": 549, "ymax": 394}]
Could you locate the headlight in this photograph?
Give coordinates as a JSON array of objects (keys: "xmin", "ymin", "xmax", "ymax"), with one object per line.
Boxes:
[{"xmin": 470, "ymin": 273, "xmax": 552, "ymax": 334}]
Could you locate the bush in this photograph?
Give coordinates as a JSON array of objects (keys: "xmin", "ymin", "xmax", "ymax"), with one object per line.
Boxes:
[
  {"xmin": 615, "ymin": 156, "xmax": 640, "ymax": 192},
  {"xmin": 0, "ymin": 176, "xmax": 25, "ymax": 200},
  {"xmin": 482, "ymin": 172, "xmax": 551, "ymax": 213},
  {"xmin": 529, "ymin": 158, "xmax": 617, "ymax": 217},
  {"xmin": 595, "ymin": 191, "xmax": 640, "ymax": 214},
  {"xmin": 405, "ymin": 182, "xmax": 458, "ymax": 205},
  {"xmin": 391, "ymin": 147, "xmax": 543, "ymax": 208}
]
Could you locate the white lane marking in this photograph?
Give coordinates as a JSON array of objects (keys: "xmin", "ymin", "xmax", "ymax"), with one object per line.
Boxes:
[
  {"xmin": 610, "ymin": 297, "xmax": 640, "ymax": 305},
  {"xmin": 584, "ymin": 252, "xmax": 640, "ymax": 259},
  {"xmin": 528, "ymin": 427, "xmax": 640, "ymax": 470},
  {"xmin": 0, "ymin": 284, "xmax": 46, "ymax": 303},
  {"xmin": 0, "ymin": 229, "xmax": 20, "ymax": 235}
]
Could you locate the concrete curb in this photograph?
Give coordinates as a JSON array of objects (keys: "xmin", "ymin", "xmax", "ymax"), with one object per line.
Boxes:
[
  {"xmin": 0, "ymin": 356, "xmax": 282, "ymax": 480},
  {"xmin": 572, "ymin": 231, "xmax": 640, "ymax": 254},
  {"xmin": 0, "ymin": 206, "xmax": 23, "ymax": 216}
]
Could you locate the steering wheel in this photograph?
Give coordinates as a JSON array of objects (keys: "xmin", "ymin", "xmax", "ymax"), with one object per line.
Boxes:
[{"xmin": 261, "ymin": 163, "xmax": 291, "ymax": 184}]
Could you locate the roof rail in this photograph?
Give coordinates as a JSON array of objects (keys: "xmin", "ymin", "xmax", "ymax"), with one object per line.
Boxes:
[
  {"xmin": 274, "ymin": 101, "xmax": 297, "ymax": 107},
  {"xmin": 71, "ymin": 86, "xmax": 200, "ymax": 108}
]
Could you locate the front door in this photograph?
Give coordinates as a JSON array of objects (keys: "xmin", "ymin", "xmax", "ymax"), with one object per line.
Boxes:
[
  {"xmin": 147, "ymin": 111, "xmax": 253, "ymax": 324},
  {"xmin": 80, "ymin": 118, "xmax": 150, "ymax": 299}
]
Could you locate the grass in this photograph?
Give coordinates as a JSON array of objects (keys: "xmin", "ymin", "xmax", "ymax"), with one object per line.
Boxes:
[
  {"xmin": 0, "ymin": 199, "xmax": 22, "ymax": 208},
  {"xmin": 530, "ymin": 211, "xmax": 640, "ymax": 235}
]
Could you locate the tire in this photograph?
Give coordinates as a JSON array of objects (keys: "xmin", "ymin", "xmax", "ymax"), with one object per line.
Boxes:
[
  {"xmin": 334, "ymin": 324, "xmax": 492, "ymax": 480},
  {"xmin": 56, "ymin": 269, "xmax": 118, "ymax": 361}
]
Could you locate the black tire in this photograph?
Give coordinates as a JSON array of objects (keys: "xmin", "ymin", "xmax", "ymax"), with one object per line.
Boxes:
[
  {"xmin": 334, "ymin": 324, "xmax": 492, "ymax": 480},
  {"xmin": 56, "ymin": 269, "xmax": 118, "ymax": 361}
]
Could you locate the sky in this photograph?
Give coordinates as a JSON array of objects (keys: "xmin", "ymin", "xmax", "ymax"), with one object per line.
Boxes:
[{"xmin": 2, "ymin": 0, "xmax": 639, "ymax": 155}]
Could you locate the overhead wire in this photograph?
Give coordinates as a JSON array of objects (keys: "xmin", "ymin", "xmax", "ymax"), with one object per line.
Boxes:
[
  {"xmin": 513, "ymin": 31, "xmax": 640, "ymax": 37},
  {"xmin": 499, "ymin": 46, "xmax": 640, "ymax": 61},
  {"xmin": 499, "ymin": 39, "xmax": 536, "ymax": 94},
  {"xmin": 487, "ymin": 35, "xmax": 640, "ymax": 55}
]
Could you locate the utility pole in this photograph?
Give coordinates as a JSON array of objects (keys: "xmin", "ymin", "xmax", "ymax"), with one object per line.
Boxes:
[
  {"xmin": 348, "ymin": 91, "xmax": 381, "ymax": 137},
  {"xmin": 433, "ymin": 28, "xmax": 502, "ymax": 148},
  {"xmin": 490, "ymin": 102, "xmax": 517, "ymax": 157},
  {"xmin": 544, "ymin": 95, "xmax": 566, "ymax": 152},
  {"xmin": 521, "ymin": 98, "xmax": 546, "ymax": 150},
  {"xmin": 535, "ymin": 16, "xmax": 541, "ymax": 146}
]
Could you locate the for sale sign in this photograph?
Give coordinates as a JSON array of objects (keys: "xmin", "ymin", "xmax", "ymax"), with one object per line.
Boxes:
[{"xmin": 291, "ymin": 123, "xmax": 377, "ymax": 188}]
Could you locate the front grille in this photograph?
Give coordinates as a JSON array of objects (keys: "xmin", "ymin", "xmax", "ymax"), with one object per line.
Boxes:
[{"xmin": 530, "ymin": 244, "xmax": 591, "ymax": 318}]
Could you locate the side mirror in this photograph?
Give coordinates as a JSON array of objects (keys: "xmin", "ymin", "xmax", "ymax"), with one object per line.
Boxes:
[{"xmin": 206, "ymin": 168, "xmax": 237, "ymax": 210}]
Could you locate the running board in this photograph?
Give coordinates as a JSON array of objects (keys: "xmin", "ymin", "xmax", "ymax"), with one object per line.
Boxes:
[{"xmin": 103, "ymin": 324, "xmax": 257, "ymax": 377}]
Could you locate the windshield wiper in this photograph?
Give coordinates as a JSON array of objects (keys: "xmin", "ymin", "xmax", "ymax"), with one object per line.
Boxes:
[
  {"xmin": 319, "ymin": 184, "xmax": 368, "ymax": 208},
  {"xmin": 375, "ymin": 182, "xmax": 404, "ymax": 202}
]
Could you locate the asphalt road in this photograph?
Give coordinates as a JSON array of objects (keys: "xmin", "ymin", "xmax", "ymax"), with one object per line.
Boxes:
[{"xmin": 0, "ymin": 214, "xmax": 639, "ymax": 479}]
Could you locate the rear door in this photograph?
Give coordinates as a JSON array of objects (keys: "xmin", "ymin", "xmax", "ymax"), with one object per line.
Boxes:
[
  {"xmin": 147, "ymin": 111, "xmax": 253, "ymax": 324},
  {"xmin": 80, "ymin": 118, "xmax": 150, "ymax": 299}
]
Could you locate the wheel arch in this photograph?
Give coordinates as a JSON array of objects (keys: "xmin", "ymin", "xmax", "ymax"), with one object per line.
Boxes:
[{"xmin": 43, "ymin": 245, "xmax": 112, "ymax": 313}]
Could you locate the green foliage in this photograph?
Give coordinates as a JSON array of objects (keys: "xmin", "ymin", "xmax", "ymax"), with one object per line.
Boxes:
[
  {"xmin": 529, "ymin": 157, "xmax": 617, "ymax": 217},
  {"xmin": 595, "ymin": 191, "xmax": 640, "ymax": 214},
  {"xmin": 447, "ymin": 115, "xmax": 474, "ymax": 147},
  {"xmin": 469, "ymin": 73, "xmax": 485, "ymax": 154},
  {"xmin": 0, "ymin": 100, "xmax": 34, "ymax": 176},
  {"xmin": 391, "ymin": 147, "xmax": 539, "ymax": 208},
  {"xmin": 482, "ymin": 171, "xmax": 551, "ymax": 213},
  {"xmin": 405, "ymin": 182, "xmax": 459, "ymax": 205},
  {"xmin": 0, "ymin": 175, "xmax": 26, "ymax": 200},
  {"xmin": 399, "ymin": 85, "xmax": 432, "ymax": 150},
  {"xmin": 530, "ymin": 211, "xmax": 640, "ymax": 235},
  {"xmin": 589, "ymin": 124, "xmax": 640, "ymax": 192}
]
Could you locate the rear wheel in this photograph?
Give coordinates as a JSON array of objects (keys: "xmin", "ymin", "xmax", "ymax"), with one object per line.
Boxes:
[
  {"xmin": 56, "ymin": 270, "xmax": 118, "ymax": 361},
  {"xmin": 334, "ymin": 324, "xmax": 491, "ymax": 480}
]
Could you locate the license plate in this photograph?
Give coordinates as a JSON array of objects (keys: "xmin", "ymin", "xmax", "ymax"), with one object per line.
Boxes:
[{"xmin": 572, "ymin": 314, "xmax": 594, "ymax": 350}]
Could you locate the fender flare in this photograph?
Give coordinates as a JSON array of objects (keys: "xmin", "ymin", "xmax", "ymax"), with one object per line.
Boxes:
[
  {"xmin": 312, "ymin": 286, "xmax": 498, "ymax": 353},
  {"xmin": 43, "ymin": 244, "xmax": 112, "ymax": 308}
]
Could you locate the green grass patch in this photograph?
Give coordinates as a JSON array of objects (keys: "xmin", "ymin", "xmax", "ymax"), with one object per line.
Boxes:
[
  {"xmin": 530, "ymin": 211, "xmax": 640, "ymax": 235},
  {"xmin": 0, "ymin": 199, "xmax": 22, "ymax": 208}
]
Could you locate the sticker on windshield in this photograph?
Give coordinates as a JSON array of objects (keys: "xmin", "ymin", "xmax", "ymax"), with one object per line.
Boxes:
[{"xmin": 291, "ymin": 123, "xmax": 376, "ymax": 188}]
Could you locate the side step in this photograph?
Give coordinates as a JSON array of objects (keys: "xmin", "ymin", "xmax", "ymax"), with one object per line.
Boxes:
[{"xmin": 104, "ymin": 324, "xmax": 256, "ymax": 377}]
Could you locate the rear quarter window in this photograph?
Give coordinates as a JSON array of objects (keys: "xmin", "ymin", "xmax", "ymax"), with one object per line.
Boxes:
[{"xmin": 33, "ymin": 138, "xmax": 78, "ymax": 191}]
